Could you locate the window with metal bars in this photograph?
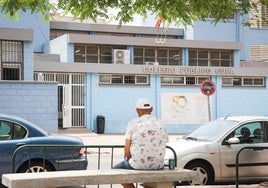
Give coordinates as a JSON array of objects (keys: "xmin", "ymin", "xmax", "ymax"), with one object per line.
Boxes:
[
  {"xmin": 1, "ymin": 41, "xmax": 23, "ymax": 80},
  {"xmin": 74, "ymin": 44, "xmax": 126, "ymax": 63},
  {"xmin": 250, "ymin": 44, "xmax": 268, "ymax": 62},
  {"xmin": 133, "ymin": 47, "xmax": 181, "ymax": 65},
  {"xmin": 222, "ymin": 77, "xmax": 265, "ymax": 87},
  {"xmin": 99, "ymin": 74, "xmax": 149, "ymax": 85},
  {"xmin": 189, "ymin": 49, "xmax": 233, "ymax": 67},
  {"xmin": 161, "ymin": 75, "xmax": 210, "ymax": 86}
]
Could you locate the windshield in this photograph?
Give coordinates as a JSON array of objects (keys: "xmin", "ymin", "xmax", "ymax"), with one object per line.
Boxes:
[{"xmin": 186, "ymin": 118, "xmax": 238, "ymax": 141}]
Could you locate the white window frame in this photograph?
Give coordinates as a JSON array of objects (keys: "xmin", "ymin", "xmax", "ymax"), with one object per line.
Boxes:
[
  {"xmin": 1, "ymin": 41, "xmax": 23, "ymax": 80},
  {"xmin": 161, "ymin": 75, "xmax": 210, "ymax": 86},
  {"xmin": 250, "ymin": 44, "xmax": 268, "ymax": 62},
  {"xmin": 189, "ymin": 49, "xmax": 233, "ymax": 67},
  {"xmin": 99, "ymin": 74, "xmax": 149, "ymax": 85},
  {"xmin": 134, "ymin": 47, "xmax": 182, "ymax": 65},
  {"xmin": 222, "ymin": 77, "xmax": 265, "ymax": 87},
  {"xmin": 74, "ymin": 45, "xmax": 127, "ymax": 64}
]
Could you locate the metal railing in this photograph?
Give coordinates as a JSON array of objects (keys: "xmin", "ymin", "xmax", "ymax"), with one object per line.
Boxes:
[
  {"xmin": 235, "ymin": 146, "xmax": 268, "ymax": 188},
  {"xmin": 11, "ymin": 144, "xmax": 177, "ymax": 187}
]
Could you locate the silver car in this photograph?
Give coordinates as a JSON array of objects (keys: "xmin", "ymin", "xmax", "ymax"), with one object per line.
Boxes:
[{"xmin": 166, "ymin": 116, "xmax": 268, "ymax": 185}]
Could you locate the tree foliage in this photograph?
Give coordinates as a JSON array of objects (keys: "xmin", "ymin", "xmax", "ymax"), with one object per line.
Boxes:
[{"xmin": 1, "ymin": 0, "xmax": 268, "ymax": 25}]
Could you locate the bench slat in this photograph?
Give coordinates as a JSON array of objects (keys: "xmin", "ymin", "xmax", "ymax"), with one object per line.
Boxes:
[{"xmin": 2, "ymin": 168, "xmax": 198, "ymax": 188}]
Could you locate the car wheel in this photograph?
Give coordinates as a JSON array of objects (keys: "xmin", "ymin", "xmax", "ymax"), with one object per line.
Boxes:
[
  {"xmin": 184, "ymin": 161, "xmax": 213, "ymax": 185},
  {"xmin": 17, "ymin": 160, "xmax": 54, "ymax": 173}
]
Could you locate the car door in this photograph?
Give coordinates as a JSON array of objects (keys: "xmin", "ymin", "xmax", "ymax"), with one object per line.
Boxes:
[
  {"xmin": 0, "ymin": 139, "xmax": 18, "ymax": 175},
  {"xmin": 0, "ymin": 121, "xmax": 16, "ymax": 176},
  {"xmin": 0, "ymin": 121, "xmax": 28, "ymax": 178},
  {"xmin": 219, "ymin": 121, "xmax": 268, "ymax": 182}
]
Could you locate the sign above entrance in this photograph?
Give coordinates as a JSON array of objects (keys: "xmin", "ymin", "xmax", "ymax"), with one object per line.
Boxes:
[{"xmin": 200, "ymin": 80, "xmax": 216, "ymax": 96}]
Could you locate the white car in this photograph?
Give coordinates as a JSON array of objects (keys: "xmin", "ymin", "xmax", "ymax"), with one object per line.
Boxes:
[{"xmin": 166, "ymin": 116, "xmax": 268, "ymax": 185}]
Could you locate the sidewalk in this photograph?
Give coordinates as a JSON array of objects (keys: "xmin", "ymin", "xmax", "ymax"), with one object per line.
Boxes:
[{"xmin": 56, "ymin": 127, "xmax": 183, "ymax": 145}]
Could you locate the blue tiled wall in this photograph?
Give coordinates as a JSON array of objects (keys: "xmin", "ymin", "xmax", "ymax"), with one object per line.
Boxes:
[{"xmin": 0, "ymin": 82, "xmax": 58, "ymax": 133}]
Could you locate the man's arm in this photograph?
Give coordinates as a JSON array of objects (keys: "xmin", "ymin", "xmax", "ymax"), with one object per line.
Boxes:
[{"xmin": 124, "ymin": 139, "xmax": 132, "ymax": 159}]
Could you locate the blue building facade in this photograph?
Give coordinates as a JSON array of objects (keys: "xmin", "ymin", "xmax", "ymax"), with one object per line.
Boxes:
[
  {"xmin": 0, "ymin": 10, "xmax": 58, "ymax": 132},
  {"xmin": 1, "ymin": 7, "xmax": 268, "ymax": 134}
]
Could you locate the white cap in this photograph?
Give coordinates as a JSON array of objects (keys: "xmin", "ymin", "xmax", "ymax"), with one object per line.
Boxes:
[{"xmin": 136, "ymin": 98, "xmax": 152, "ymax": 109}]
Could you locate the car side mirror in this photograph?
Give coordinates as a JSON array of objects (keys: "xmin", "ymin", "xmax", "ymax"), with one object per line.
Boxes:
[{"xmin": 227, "ymin": 137, "xmax": 240, "ymax": 144}]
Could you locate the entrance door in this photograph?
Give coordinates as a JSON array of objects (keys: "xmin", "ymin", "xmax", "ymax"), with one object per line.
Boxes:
[
  {"xmin": 34, "ymin": 72, "xmax": 86, "ymax": 128},
  {"xmin": 62, "ymin": 85, "xmax": 72, "ymax": 128},
  {"xmin": 68, "ymin": 74, "xmax": 85, "ymax": 127}
]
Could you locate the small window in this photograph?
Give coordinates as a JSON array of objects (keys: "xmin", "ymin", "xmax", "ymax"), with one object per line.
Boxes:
[
  {"xmin": 254, "ymin": 78, "xmax": 265, "ymax": 86},
  {"xmin": 222, "ymin": 77, "xmax": 233, "ymax": 86},
  {"xmin": 250, "ymin": 45, "xmax": 268, "ymax": 62},
  {"xmin": 161, "ymin": 76, "xmax": 210, "ymax": 86},
  {"xmin": 0, "ymin": 121, "xmax": 11, "ymax": 140},
  {"xmin": 99, "ymin": 74, "xmax": 149, "ymax": 85},
  {"xmin": 186, "ymin": 77, "xmax": 196, "ymax": 85},
  {"xmin": 198, "ymin": 51, "xmax": 209, "ymax": 59},
  {"xmin": 189, "ymin": 50, "xmax": 209, "ymax": 66},
  {"xmin": 86, "ymin": 46, "xmax": 99, "ymax": 63},
  {"xmin": 222, "ymin": 77, "xmax": 265, "ymax": 87},
  {"xmin": 124, "ymin": 75, "xmax": 135, "ymax": 84},
  {"xmin": 1, "ymin": 41, "xmax": 23, "ymax": 80},
  {"xmin": 99, "ymin": 75, "xmax": 111, "ymax": 84},
  {"xmin": 74, "ymin": 45, "xmax": 126, "ymax": 63},
  {"xmin": 74, "ymin": 45, "xmax": 86, "ymax": 63},
  {"xmin": 243, "ymin": 77, "xmax": 265, "ymax": 86},
  {"xmin": 2, "ymin": 41, "xmax": 22, "ymax": 62},
  {"xmin": 233, "ymin": 78, "xmax": 242, "ymax": 86},
  {"xmin": 134, "ymin": 47, "xmax": 181, "ymax": 65},
  {"xmin": 197, "ymin": 77, "xmax": 209, "ymax": 84},
  {"xmin": 0, "ymin": 121, "xmax": 26, "ymax": 140},
  {"xmin": 100, "ymin": 46, "xmax": 113, "ymax": 64},
  {"xmin": 13, "ymin": 124, "xmax": 26, "ymax": 139},
  {"xmin": 243, "ymin": 78, "xmax": 254, "ymax": 86},
  {"xmin": 161, "ymin": 76, "xmax": 173, "ymax": 85},
  {"xmin": 2, "ymin": 63, "xmax": 21, "ymax": 80},
  {"xmin": 136, "ymin": 75, "xmax": 149, "ymax": 84},
  {"xmin": 189, "ymin": 49, "xmax": 232, "ymax": 67},
  {"xmin": 157, "ymin": 48, "xmax": 181, "ymax": 66},
  {"xmin": 111, "ymin": 75, "xmax": 123, "ymax": 84},
  {"xmin": 145, "ymin": 48, "xmax": 155, "ymax": 57},
  {"xmin": 173, "ymin": 77, "xmax": 184, "ymax": 85}
]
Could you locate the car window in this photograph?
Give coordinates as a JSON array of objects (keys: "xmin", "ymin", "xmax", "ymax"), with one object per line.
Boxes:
[
  {"xmin": 0, "ymin": 120, "xmax": 27, "ymax": 140},
  {"xmin": 0, "ymin": 121, "xmax": 12, "ymax": 140},
  {"xmin": 234, "ymin": 122, "xmax": 264, "ymax": 144},
  {"xmin": 13, "ymin": 124, "xmax": 27, "ymax": 139},
  {"xmin": 187, "ymin": 119, "xmax": 237, "ymax": 141}
]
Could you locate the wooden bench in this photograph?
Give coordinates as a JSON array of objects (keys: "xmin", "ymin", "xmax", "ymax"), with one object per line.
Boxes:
[{"xmin": 2, "ymin": 168, "xmax": 198, "ymax": 188}]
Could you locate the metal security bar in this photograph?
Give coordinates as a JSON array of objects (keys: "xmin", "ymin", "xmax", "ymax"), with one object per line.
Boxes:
[
  {"xmin": 235, "ymin": 146, "xmax": 268, "ymax": 188},
  {"xmin": 12, "ymin": 145, "xmax": 177, "ymax": 188}
]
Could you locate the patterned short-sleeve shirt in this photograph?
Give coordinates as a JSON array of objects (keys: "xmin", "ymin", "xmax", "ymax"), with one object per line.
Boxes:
[{"xmin": 125, "ymin": 114, "xmax": 169, "ymax": 170}]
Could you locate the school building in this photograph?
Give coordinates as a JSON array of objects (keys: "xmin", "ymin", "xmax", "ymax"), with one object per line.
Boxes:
[{"xmin": 0, "ymin": 5, "xmax": 268, "ymax": 134}]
